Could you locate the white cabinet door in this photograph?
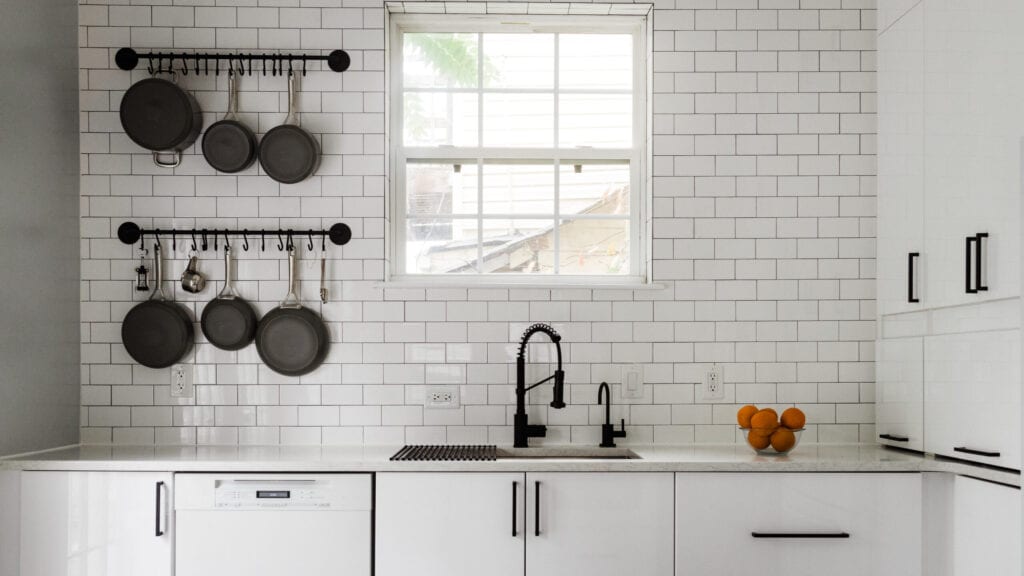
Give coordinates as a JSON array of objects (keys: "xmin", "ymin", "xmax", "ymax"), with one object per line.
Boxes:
[
  {"xmin": 922, "ymin": 0, "xmax": 1023, "ymax": 308},
  {"xmin": 20, "ymin": 471, "xmax": 172, "ymax": 576},
  {"xmin": 877, "ymin": 2, "xmax": 925, "ymax": 316},
  {"xmin": 924, "ymin": 329, "xmax": 1021, "ymax": 469},
  {"xmin": 525, "ymin": 473, "xmax": 673, "ymax": 576},
  {"xmin": 953, "ymin": 476, "xmax": 1021, "ymax": 576},
  {"xmin": 676, "ymin": 473, "xmax": 922, "ymax": 576},
  {"xmin": 876, "ymin": 337, "xmax": 924, "ymax": 451},
  {"xmin": 376, "ymin": 473, "xmax": 525, "ymax": 576}
]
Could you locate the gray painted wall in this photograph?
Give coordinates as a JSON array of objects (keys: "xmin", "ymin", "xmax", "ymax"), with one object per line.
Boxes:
[{"xmin": 0, "ymin": 0, "xmax": 80, "ymax": 456}]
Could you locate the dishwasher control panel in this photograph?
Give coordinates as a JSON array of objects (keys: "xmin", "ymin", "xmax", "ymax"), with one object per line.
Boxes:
[{"xmin": 176, "ymin": 474, "xmax": 374, "ymax": 512}]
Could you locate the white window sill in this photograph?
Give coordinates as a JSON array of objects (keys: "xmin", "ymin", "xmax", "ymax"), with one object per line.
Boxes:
[{"xmin": 379, "ymin": 275, "xmax": 666, "ymax": 291}]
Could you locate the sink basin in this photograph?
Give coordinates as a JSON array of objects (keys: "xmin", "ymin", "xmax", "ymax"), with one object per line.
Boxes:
[{"xmin": 496, "ymin": 447, "xmax": 640, "ymax": 460}]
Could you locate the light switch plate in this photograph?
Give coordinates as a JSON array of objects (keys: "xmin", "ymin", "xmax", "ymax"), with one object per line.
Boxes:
[{"xmin": 621, "ymin": 364, "xmax": 644, "ymax": 399}]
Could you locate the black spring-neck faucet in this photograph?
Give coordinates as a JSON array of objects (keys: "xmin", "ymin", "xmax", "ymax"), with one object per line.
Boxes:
[{"xmin": 514, "ymin": 323, "xmax": 566, "ymax": 448}]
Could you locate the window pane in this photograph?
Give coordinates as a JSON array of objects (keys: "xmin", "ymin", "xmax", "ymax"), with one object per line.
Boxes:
[
  {"xmin": 559, "ymin": 163, "xmax": 630, "ymax": 216},
  {"xmin": 406, "ymin": 218, "xmax": 479, "ymax": 274},
  {"xmin": 480, "ymin": 219, "xmax": 555, "ymax": 274},
  {"xmin": 407, "ymin": 162, "xmax": 479, "ymax": 217},
  {"xmin": 404, "ymin": 93, "xmax": 478, "ymax": 147},
  {"xmin": 482, "ymin": 163, "xmax": 555, "ymax": 215},
  {"xmin": 559, "ymin": 94, "xmax": 632, "ymax": 148},
  {"xmin": 483, "ymin": 94, "xmax": 554, "ymax": 147},
  {"xmin": 558, "ymin": 219, "xmax": 630, "ymax": 275},
  {"xmin": 483, "ymin": 34, "xmax": 554, "ymax": 89},
  {"xmin": 560, "ymin": 34, "xmax": 632, "ymax": 90},
  {"xmin": 404, "ymin": 33, "xmax": 479, "ymax": 89}
]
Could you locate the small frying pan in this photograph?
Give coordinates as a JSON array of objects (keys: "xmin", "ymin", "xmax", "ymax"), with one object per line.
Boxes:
[
  {"xmin": 201, "ymin": 248, "xmax": 258, "ymax": 351},
  {"xmin": 258, "ymin": 73, "xmax": 320, "ymax": 184},
  {"xmin": 255, "ymin": 248, "xmax": 329, "ymax": 376},
  {"xmin": 202, "ymin": 72, "xmax": 257, "ymax": 173},
  {"xmin": 122, "ymin": 243, "xmax": 194, "ymax": 368}
]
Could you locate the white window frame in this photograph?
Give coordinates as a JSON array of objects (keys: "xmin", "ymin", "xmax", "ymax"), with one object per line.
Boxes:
[{"xmin": 386, "ymin": 12, "xmax": 650, "ymax": 286}]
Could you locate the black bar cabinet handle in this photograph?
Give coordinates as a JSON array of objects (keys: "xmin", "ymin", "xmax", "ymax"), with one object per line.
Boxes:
[
  {"xmin": 155, "ymin": 481, "xmax": 165, "ymax": 537},
  {"xmin": 879, "ymin": 433, "xmax": 909, "ymax": 442},
  {"xmin": 512, "ymin": 481, "xmax": 518, "ymax": 537},
  {"xmin": 954, "ymin": 446, "xmax": 1000, "ymax": 458},
  {"xmin": 908, "ymin": 252, "xmax": 920, "ymax": 303},
  {"xmin": 752, "ymin": 532, "xmax": 850, "ymax": 539},
  {"xmin": 975, "ymin": 233, "xmax": 988, "ymax": 291},
  {"xmin": 966, "ymin": 236, "xmax": 978, "ymax": 293},
  {"xmin": 534, "ymin": 481, "xmax": 541, "ymax": 537}
]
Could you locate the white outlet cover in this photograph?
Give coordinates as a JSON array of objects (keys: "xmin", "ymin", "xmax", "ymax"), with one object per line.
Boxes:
[
  {"xmin": 702, "ymin": 364, "xmax": 724, "ymax": 401},
  {"xmin": 621, "ymin": 364, "xmax": 644, "ymax": 399},
  {"xmin": 424, "ymin": 385, "xmax": 460, "ymax": 409},
  {"xmin": 170, "ymin": 364, "xmax": 194, "ymax": 398}
]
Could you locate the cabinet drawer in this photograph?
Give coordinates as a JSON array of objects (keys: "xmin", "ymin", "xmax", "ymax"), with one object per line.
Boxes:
[
  {"xmin": 675, "ymin": 473, "xmax": 921, "ymax": 576},
  {"xmin": 924, "ymin": 329, "xmax": 1021, "ymax": 469}
]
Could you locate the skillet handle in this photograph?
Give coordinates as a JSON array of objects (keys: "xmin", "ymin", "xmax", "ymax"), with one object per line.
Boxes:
[
  {"xmin": 280, "ymin": 247, "xmax": 302, "ymax": 309},
  {"xmin": 152, "ymin": 150, "xmax": 181, "ymax": 169},
  {"xmin": 150, "ymin": 242, "xmax": 167, "ymax": 301}
]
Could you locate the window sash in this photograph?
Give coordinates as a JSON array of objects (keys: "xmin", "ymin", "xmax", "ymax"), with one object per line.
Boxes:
[{"xmin": 389, "ymin": 13, "xmax": 647, "ymax": 282}]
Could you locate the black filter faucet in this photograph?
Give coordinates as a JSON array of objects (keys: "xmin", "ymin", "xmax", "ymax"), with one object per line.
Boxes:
[
  {"xmin": 514, "ymin": 323, "xmax": 566, "ymax": 448},
  {"xmin": 597, "ymin": 381, "xmax": 627, "ymax": 448}
]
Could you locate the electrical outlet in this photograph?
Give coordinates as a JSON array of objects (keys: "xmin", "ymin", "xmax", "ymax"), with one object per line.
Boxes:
[
  {"xmin": 424, "ymin": 385, "xmax": 460, "ymax": 409},
  {"xmin": 170, "ymin": 364, "xmax": 194, "ymax": 398},
  {"xmin": 702, "ymin": 364, "xmax": 724, "ymax": 401},
  {"xmin": 621, "ymin": 364, "xmax": 644, "ymax": 399}
]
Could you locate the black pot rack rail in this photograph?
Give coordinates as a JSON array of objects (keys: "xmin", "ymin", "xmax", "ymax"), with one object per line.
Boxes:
[
  {"xmin": 117, "ymin": 221, "xmax": 352, "ymax": 252},
  {"xmin": 114, "ymin": 47, "xmax": 351, "ymax": 76}
]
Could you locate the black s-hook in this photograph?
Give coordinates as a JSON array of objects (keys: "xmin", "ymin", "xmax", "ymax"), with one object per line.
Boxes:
[
  {"xmin": 307, "ymin": 231, "xmax": 315, "ymax": 251},
  {"xmin": 242, "ymin": 230, "xmax": 249, "ymax": 252}
]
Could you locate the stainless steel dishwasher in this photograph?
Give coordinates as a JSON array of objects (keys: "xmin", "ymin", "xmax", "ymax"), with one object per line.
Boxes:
[{"xmin": 174, "ymin": 473, "xmax": 372, "ymax": 576}]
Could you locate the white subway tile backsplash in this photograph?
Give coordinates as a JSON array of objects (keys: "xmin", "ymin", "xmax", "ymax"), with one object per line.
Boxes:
[{"xmin": 78, "ymin": 0, "xmax": 875, "ymax": 446}]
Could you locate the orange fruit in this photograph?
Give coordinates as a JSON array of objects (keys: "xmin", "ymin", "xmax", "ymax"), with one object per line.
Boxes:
[
  {"xmin": 780, "ymin": 407, "xmax": 806, "ymax": 430},
  {"xmin": 749, "ymin": 408, "xmax": 779, "ymax": 431},
  {"xmin": 747, "ymin": 429, "xmax": 772, "ymax": 450},
  {"xmin": 736, "ymin": 405, "xmax": 759, "ymax": 429},
  {"xmin": 770, "ymin": 428, "xmax": 797, "ymax": 452}
]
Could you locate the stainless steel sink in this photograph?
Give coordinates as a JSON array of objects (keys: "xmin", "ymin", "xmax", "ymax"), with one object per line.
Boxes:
[{"xmin": 496, "ymin": 447, "xmax": 640, "ymax": 460}]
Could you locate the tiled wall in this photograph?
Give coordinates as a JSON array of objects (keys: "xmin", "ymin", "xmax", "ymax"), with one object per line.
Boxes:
[{"xmin": 78, "ymin": 0, "xmax": 878, "ymax": 446}]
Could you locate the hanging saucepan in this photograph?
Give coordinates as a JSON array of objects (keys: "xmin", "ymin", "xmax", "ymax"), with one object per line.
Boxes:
[
  {"xmin": 201, "ymin": 247, "xmax": 258, "ymax": 351},
  {"xmin": 255, "ymin": 247, "xmax": 328, "ymax": 376},
  {"xmin": 120, "ymin": 58, "xmax": 203, "ymax": 168},
  {"xmin": 258, "ymin": 72, "xmax": 320, "ymax": 184},
  {"xmin": 202, "ymin": 70, "xmax": 257, "ymax": 173},
  {"xmin": 122, "ymin": 242, "xmax": 194, "ymax": 368}
]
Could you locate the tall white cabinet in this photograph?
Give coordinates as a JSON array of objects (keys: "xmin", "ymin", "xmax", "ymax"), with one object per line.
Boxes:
[
  {"xmin": 19, "ymin": 471, "xmax": 173, "ymax": 576},
  {"xmin": 876, "ymin": 0, "xmax": 1023, "ymax": 469}
]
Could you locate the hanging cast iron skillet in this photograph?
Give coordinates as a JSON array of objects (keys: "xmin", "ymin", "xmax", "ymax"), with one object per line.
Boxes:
[
  {"xmin": 258, "ymin": 72, "xmax": 320, "ymax": 184},
  {"xmin": 202, "ymin": 72, "xmax": 257, "ymax": 173},
  {"xmin": 255, "ymin": 248, "xmax": 329, "ymax": 376},
  {"xmin": 122, "ymin": 243, "xmax": 194, "ymax": 368},
  {"xmin": 200, "ymin": 248, "xmax": 258, "ymax": 351},
  {"xmin": 120, "ymin": 67, "xmax": 202, "ymax": 168}
]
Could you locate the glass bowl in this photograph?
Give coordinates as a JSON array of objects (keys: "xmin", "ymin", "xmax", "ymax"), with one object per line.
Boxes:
[{"xmin": 740, "ymin": 427, "xmax": 805, "ymax": 455}]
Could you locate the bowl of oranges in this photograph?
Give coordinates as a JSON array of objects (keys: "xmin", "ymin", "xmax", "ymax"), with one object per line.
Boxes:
[{"xmin": 737, "ymin": 405, "xmax": 806, "ymax": 455}]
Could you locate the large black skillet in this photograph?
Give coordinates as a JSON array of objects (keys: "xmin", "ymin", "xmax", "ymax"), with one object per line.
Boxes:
[
  {"xmin": 122, "ymin": 243, "xmax": 194, "ymax": 368},
  {"xmin": 255, "ymin": 248, "xmax": 328, "ymax": 376}
]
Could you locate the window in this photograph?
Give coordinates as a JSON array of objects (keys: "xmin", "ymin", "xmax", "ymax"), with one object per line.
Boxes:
[{"xmin": 389, "ymin": 13, "xmax": 648, "ymax": 284}]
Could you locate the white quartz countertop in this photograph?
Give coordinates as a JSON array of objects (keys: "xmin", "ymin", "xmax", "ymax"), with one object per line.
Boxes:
[{"xmin": 1, "ymin": 443, "xmax": 1019, "ymax": 486}]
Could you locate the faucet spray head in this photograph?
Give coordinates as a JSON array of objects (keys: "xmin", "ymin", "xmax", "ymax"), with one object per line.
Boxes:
[{"xmin": 550, "ymin": 370, "xmax": 566, "ymax": 409}]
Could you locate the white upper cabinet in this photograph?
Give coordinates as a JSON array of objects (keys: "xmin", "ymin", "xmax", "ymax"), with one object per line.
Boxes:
[
  {"xmin": 878, "ymin": 3, "xmax": 925, "ymax": 316},
  {"xmin": 924, "ymin": 329, "xmax": 1021, "ymax": 469},
  {"xmin": 922, "ymin": 0, "xmax": 1023, "ymax": 308},
  {"xmin": 876, "ymin": 337, "xmax": 924, "ymax": 451},
  {"xmin": 19, "ymin": 471, "xmax": 173, "ymax": 576}
]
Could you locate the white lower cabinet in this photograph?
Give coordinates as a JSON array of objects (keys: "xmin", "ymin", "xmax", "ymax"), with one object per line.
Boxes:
[
  {"xmin": 675, "ymin": 473, "xmax": 922, "ymax": 576},
  {"xmin": 953, "ymin": 476, "xmax": 1021, "ymax": 576},
  {"xmin": 525, "ymin": 473, "xmax": 673, "ymax": 576},
  {"xmin": 19, "ymin": 471, "xmax": 172, "ymax": 576},
  {"xmin": 924, "ymin": 329, "xmax": 1021, "ymax": 469},
  {"xmin": 376, "ymin": 472, "xmax": 673, "ymax": 576}
]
